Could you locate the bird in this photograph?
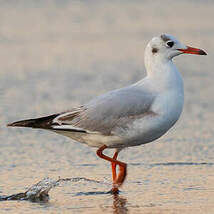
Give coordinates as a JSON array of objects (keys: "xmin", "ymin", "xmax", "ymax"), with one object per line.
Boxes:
[{"xmin": 8, "ymin": 34, "xmax": 207, "ymax": 194}]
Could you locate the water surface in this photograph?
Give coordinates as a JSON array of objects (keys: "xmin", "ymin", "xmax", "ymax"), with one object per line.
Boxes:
[{"xmin": 0, "ymin": 0, "xmax": 214, "ymax": 213}]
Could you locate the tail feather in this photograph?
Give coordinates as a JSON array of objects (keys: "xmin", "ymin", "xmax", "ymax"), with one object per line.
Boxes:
[{"xmin": 7, "ymin": 114, "xmax": 59, "ymax": 129}]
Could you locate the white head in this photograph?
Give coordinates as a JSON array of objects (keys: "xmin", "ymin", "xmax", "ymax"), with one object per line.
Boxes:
[{"xmin": 144, "ymin": 34, "xmax": 207, "ymax": 72}]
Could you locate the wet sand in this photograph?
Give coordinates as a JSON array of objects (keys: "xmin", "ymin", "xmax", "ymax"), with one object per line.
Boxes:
[{"xmin": 0, "ymin": 0, "xmax": 214, "ymax": 213}]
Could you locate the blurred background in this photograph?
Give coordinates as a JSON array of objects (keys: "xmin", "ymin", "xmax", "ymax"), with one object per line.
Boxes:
[{"xmin": 0, "ymin": 0, "xmax": 214, "ymax": 213}]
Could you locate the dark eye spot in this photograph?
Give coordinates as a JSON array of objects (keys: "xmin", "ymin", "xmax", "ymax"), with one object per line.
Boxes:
[
  {"xmin": 166, "ymin": 41, "xmax": 174, "ymax": 48},
  {"xmin": 152, "ymin": 47, "xmax": 158, "ymax": 54}
]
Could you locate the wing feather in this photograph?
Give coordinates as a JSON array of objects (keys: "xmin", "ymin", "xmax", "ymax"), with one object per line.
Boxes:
[{"xmin": 53, "ymin": 87, "xmax": 156, "ymax": 135}]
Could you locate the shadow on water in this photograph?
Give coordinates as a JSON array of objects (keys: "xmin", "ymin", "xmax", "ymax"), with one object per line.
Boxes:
[
  {"xmin": 112, "ymin": 194, "xmax": 128, "ymax": 214},
  {"xmin": 74, "ymin": 191, "xmax": 114, "ymax": 196}
]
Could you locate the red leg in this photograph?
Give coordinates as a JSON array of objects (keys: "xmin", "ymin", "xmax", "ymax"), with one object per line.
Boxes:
[
  {"xmin": 112, "ymin": 151, "xmax": 118, "ymax": 182},
  {"xmin": 96, "ymin": 145, "xmax": 127, "ymax": 194}
]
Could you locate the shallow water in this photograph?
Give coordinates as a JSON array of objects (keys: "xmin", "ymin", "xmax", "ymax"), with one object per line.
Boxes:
[{"xmin": 0, "ymin": 0, "xmax": 214, "ymax": 213}]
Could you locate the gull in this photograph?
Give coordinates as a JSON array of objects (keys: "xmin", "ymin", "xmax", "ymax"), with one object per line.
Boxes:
[{"xmin": 8, "ymin": 34, "xmax": 207, "ymax": 194}]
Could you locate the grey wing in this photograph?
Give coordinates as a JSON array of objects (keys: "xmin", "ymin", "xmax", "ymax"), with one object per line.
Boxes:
[{"xmin": 53, "ymin": 86, "xmax": 156, "ymax": 135}]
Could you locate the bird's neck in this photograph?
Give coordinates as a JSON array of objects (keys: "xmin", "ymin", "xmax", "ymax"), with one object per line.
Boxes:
[{"xmin": 144, "ymin": 56, "xmax": 184, "ymax": 92}]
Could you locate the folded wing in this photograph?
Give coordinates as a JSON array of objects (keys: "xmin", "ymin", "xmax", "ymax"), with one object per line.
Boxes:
[
  {"xmin": 8, "ymin": 86, "xmax": 156, "ymax": 136},
  {"xmin": 53, "ymin": 87, "xmax": 156, "ymax": 135}
]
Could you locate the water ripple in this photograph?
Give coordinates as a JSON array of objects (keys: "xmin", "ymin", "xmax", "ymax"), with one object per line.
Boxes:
[
  {"xmin": 0, "ymin": 177, "xmax": 106, "ymax": 202},
  {"xmin": 130, "ymin": 162, "xmax": 214, "ymax": 167}
]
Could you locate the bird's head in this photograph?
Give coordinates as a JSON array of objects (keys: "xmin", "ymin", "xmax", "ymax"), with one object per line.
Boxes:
[
  {"xmin": 144, "ymin": 34, "xmax": 207, "ymax": 73},
  {"xmin": 145, "ymin": 33, "xmax": 207, "ymax": 61}
]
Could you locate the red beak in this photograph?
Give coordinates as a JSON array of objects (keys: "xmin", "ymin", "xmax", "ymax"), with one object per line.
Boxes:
[{"xmin": 177, "ymin": 46, "xmax": 207, "ymax": 55}]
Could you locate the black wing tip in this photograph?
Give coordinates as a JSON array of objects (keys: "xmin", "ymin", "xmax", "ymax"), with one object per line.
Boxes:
[
  {"xmin": 7, "ymin": 122, "xmax": 16, "ymax": 127},
  {"xmin": 53, "ymin": 128, "xmax": 87, "ymax": 133},
  {"xmin": 7, "ymin": 114, "xmax": 60, "ymax": 129},
  {"xmin": 7, "ymin": 120, "xmax": 35, "ymax": 128}
]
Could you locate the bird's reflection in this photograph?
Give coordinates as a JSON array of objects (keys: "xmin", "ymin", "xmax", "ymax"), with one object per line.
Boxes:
[{"xmin": 112, "ymin": 194, "xmax": 128, "ymax": 214}]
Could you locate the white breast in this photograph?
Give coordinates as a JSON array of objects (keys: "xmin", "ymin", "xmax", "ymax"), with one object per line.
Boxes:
[
  {"xmin": 117, "ymin": 61, "xmax": 184, "ymax": 147},
  {"xmin": 151, "ymin": 89, "xmax": 184, "ymax": 131}
]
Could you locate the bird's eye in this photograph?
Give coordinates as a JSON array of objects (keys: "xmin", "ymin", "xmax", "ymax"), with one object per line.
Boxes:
[{"xmin": 166, "ymin": 41, "xmax": 174, "ymax": 48}]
